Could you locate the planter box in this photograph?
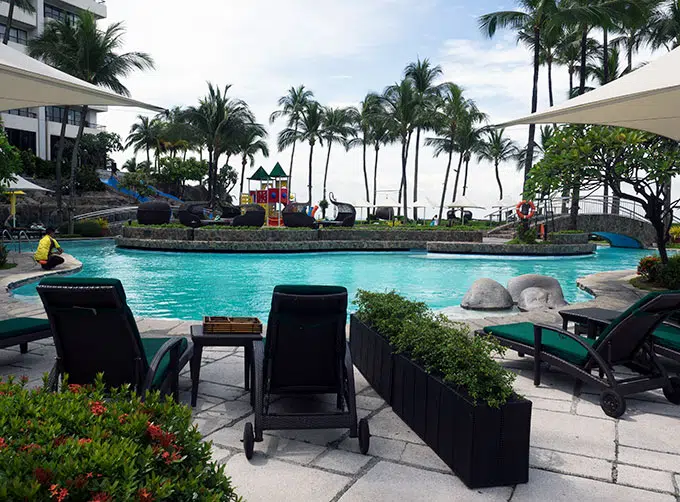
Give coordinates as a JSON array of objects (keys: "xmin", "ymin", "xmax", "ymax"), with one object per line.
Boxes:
[{"xmin": 350, "ymin": 316, "xmax": 532, "ymax": 488}]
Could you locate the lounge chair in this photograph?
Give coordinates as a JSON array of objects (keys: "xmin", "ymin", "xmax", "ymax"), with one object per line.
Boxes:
[
  {"xmin": 243, "ymin": 285, "xmax": 370, "ymax": 459},
  {"xmin": 0, "ymin": 317, "xmax": 51, "ymax": 354},
  {"xmin": 321, "ymin": 193, "xmax": 356, "ymax": 227},
  {"xmin": 282, "ymin": 202, "xmax": 318, "ymax": 228},
  {"xmin": 477, "ymin": 291, "xmax": 680, "ymax": 418},
  {"xmin": 36, "ymin": 277, "xmax": 193, "ymax": 400}
]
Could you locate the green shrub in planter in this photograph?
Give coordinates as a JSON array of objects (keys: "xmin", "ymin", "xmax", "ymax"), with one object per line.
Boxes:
[
  {"xmin": 0, "ymin": 375, "xmax": 239, "ymax": 501},
  {"xmin": 354, "ymin": 290, "xmax": 515, "ymax": 407}
]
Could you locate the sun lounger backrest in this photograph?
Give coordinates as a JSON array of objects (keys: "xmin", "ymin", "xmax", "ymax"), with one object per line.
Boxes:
[
  {"xmin": 37, "ymin": 277, "xmax": 147, "ymax": 388},
  {"xmin": 594, "ymin": 291, "xmax": 680, "ymax": 363},
  {"xmin": 265, "ymin": 285, "xmax": 347, "ymax": 394}
]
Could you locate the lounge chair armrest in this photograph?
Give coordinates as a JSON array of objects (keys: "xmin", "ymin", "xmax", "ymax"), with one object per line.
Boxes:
[
  {"xmin": 252, "ymin": 340, "xmax": 265, "ymax": 440},
  {"xmin": 533, "ymin": 323, "xmax": 613, "ymax": 375},
  {"xmin": 143, "ymin": 337, "xmax": 184, "ymax": 391}
]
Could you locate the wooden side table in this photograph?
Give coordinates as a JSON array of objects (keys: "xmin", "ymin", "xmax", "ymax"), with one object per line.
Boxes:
[{"xmin": 189, "ymin": 324, "xmax": 263, "ymax": 407}]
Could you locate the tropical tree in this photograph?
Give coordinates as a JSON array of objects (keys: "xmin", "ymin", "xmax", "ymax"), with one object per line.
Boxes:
[
  {"xmin": 185, "ymin": 83, "xmax": 254, "ymax": 207},
  {"xmin": 320, "ymin": 107, "xmax": 355, "ymax": 216},
  {"xmin": 1, "ymin": 0, "xmax": 35, "ymax": 45},
  {"xmin": 28, "ymin": 11, "xmax": 154, "ymax": 230},
  {"xmin": 367, "ymin": 103, "xmax": 394, "ymax": 209},
  {"xmin": 457, "ymin": 121, "xmax": 488, "ymax": 197},
  {"xmin": 519, "ymin": 23, "xmax": 564, "ymax": 106},
  {"xmin": 382, "ymin": 79, "xmax": 418, "ymax": 220},
  {"xmin": 612, "ymin": 0, "xmax": 659, "ymax": 72},
  {"xmin": 476, "ymin": 129, "xmax": 519, "ymax": 200},
  {"xmin": 405, "ymin": 58, "xmax": 442, "ymax": 215},
  {"xmin": 347, "ymin": 94, "xmax": 382, "ymax": 202},
  {"xmin": 125, "ymin": 115, "xmax": 160, "ymax": 166},
  {"xmin": 278, "ymin": 101, "xmax": 324, "ymax": 204},
  {"xmin": 235, "ymin": 124, "xmax": 269, "ymax": 196},
  {"xmin": 556, "ymin": 31, "xmax": 599, "ymax": 95},
  {"xmin": 270, "ymin": 85, "xmax": 314, "ymax": 192}
]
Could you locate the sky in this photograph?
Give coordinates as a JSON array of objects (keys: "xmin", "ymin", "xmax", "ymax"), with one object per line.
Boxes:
[{"xmin": 100, "ymin": 0, "xmax": 666, "ymax": 217}]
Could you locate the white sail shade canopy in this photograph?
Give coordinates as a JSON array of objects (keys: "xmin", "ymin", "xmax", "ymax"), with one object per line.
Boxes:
[
  {"xmin": 0, "ymin": 43, "xmax": 162, "ymax": 112},
  {"xmin": 499, "ymin": 46, "xmax": 680, "ymax": 140},
  {"xmin": 3, "ymin": 175, "xmax": 52, "ymax": 193}
]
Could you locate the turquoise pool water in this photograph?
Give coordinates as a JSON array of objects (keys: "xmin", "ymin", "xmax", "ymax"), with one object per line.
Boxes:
[{"xmin": 12, "ymin": 240, "xmax": 652, "ymax": 320}]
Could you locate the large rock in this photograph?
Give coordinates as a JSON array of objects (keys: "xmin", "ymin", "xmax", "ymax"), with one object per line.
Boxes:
[
  {"xmin": 461, "ymin": 278, "xmax": 514, "ymax": 311},
  {"xmin": 508, "ymin": 274, "xmax": 568, "ymax": 311}
]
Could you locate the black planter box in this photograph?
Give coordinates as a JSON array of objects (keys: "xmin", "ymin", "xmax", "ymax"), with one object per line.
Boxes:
[{"xmin": 350, "ymin": 316, "xmax": 532, "ymax": 489}]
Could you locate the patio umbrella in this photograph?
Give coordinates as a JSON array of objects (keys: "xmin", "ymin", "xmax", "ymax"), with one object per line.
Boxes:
[
  {"xmin": 448, "ymin": 196, "xmax": 486, "ymax": 224},
  {"xmin": 498, "ymin": 46, "xmax": 680, "ymax": 140},
  {"xmin": 0, "ymin": 43, "xmax": 162, "ymax": 111},
  {"xmin": 2, "ymin": 176, "xmax": 51, "ymax": 227}
]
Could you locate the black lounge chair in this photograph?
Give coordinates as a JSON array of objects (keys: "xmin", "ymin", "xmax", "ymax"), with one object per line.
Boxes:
[
  {"xmin": 282, "ymin": 202, "xmax": 318, "ymax": 228},
  {"xmin": 36, "ymin": 277, "xmax": 193, "ymax": 400},
  {"xmin": 178, "ymin": 202, "xmax": 210, "ymax": 228},
  {"xmin": 322, "ymin": 193, "xmax": 356, "ymax": 227},
  {"xmin": 229, "ymin": 204, "xmax": 265, "ymax": 227},
  {"xmin": 243, "ymin": 285, "xmax": 370, "ymax": 458},
  {"xmin": 374, "ymin": 207, "xmax": 394, "ymax": 221},
  {"xmin": 0, "ymin": 317, "xmax": 51, "ymax": 354},
  {"xmin": 477, "ymin": 291, "xmax": 680, "ymax": 418}
]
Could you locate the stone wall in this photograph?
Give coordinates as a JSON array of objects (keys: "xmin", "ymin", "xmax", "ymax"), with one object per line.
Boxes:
[
  {"xmin": 548, "ymin": 232, "xmax": 589, "ymax": 245},
  {"xmin": 549, "ymin": 214, "xmax": 656, "ymax": 247},
  {"xmin": 427, "ymin": 242, "xmax": 596, "ymax": 256}
]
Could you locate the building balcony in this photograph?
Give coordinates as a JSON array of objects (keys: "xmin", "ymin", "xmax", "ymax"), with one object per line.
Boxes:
[
  {"xmin": 55, "ymin": 0, "xmax": 106, "ymax": 19},
  {"xmin": 0, "ymin": 3, "xmax": 38, "ymax": 28}
]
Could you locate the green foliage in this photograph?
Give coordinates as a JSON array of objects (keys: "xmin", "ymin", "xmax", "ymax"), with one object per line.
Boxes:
[
  {"xmin": 660, "ymin": 254, "xmax": 680, "ymax": 289},
  {"xmin": 0, "ymin": 375, "xmax": 239, "ymax": 501},
  {"xmin": 319, "ymin": 199, "xmax": 329, "ymax": 210},
  {"xmin": 670, "ymin": 225, "xmax": 680, "ymax": 242},
  {"xmin": 0, "ymin": 244, "xmax": 8, "ymax": 267},
  {"xmin": 119, "ymin": 171, "xmax": 156, "ymax": 198},
  {"xmin": 637, "ymin": 256, "xmax": 662, "ymax": 282},
  {"xmin": 76, "ymin": 166, "xmax": 105, "ymax": 192},
  {"xmin": 353, "ymin": 290, "xmax": 515, "ymax": 407},
  {"xmin": 58, "ymin": 219, "xmax": 108, "ymax": 238},
  {"xmin": 20, "ymin": 150, "xmax": 54, "ymax": 179},
  {"xmin": 157, "ymin": 157, "xmax": 208, "ymax": 187},
  {"xmin": 516, "ymin": 223, "xmax": 536, "ymax": 244},
  {"xmin": 0, "ymin": 127, "xmax": 20, "ymax": 186}
]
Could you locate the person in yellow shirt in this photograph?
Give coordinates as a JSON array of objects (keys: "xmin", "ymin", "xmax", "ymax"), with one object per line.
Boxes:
[{"xmin": 34, "ymin": 228, "xmax": 64, "ymax": 270}]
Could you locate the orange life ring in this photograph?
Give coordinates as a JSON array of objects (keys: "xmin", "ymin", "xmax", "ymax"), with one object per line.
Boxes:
[{"xmin": 516, "ymin": 200, "xmax": 536, "ymax": 220}]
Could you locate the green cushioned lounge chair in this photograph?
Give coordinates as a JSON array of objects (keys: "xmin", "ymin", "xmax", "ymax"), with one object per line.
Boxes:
[
  {"xmin": 477, "ymin": 291, "xmax": 680, "ymax": 418},
  {"xmin": 36, "ymin": 277, "xmax": 193, "ymax": 400},
  {"xmin": 0, "ymin": 317, "xmax": 51, "ymax": 354}
]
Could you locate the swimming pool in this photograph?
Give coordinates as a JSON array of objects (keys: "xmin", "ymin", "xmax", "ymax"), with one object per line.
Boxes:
[{"xmin": 12, "ymin": 240, "xmax": 652, "ymax": 320}]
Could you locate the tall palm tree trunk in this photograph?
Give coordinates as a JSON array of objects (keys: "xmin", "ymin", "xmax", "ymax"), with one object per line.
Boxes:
[
  {"xmin": 1, "ymin": 0, "xmax": 16, "ymax": 45},
  {"xmin": 322, "ymin": 143, "xmax": 332, "ymax": 218},
  {"xmin": 451, "ymin": 152, "xmax": 464, "ymax": 203},
  {"xmin": 362, "ymin": 140, "xmax": 370, "ymax": 202},
  {"xmin": 413, "ymin": 127, "xmax": 421, "ymax": 220},
  {"xmin": 603, "ymin": 29, "xmax": 609, "ymax": 84},
  {"xmin": 462, "ymin": 156, "xmax": 471, "ymax": 196},
  {"xmin": 54, "ymin": 107, "xmax": 70, "ymax": 216},
  {"xmin": 207, "ymin": 148, "xmax": 214, "ymax": 203},
  {"xmin": 372, "ymin": 145, "xmax": 380, "ymax": 211},
  {"xmin": 146, "ymin": 145, "xmax": 150, "ymax": 165},
  {"xmin": 212, "ymin": 152, "xmax": 221, "ymax": 207},
  {"xmin": 289, "ymin": 124, "xmax": 298, "ymax": 190},
  {"xmin": 603, "ymin": 184, "xmax": 609, "ymax": 214},
  {"xmin": 239, "ymin": 156, "xmax": 247, "ymax": 196},
  {"xmin": 401, "ymin": 139, "xmax": 409, "ymax": 222},
  {"xmin": 494, "ymin": 161, "xmax": 503, "ymax": 200},
  {"xmin": 307, "ymin": 141, "xmax": 314, "ymax": 204},
  {"xmin": 579, "ymin": 27, "xmax": 588, "ymax": 95},
  {"xmin": 438, "ymin": 148, "xmax": 454, "ymax": 220},
  {"xmin": 548, "ymin": 60, "xmax": 554, "ymax": 107},
  {"xmin": 626, "ymin": 39, "xmax": 633, "ymax": 73},
  {"xmin": 524, "ymin": 28, "xmax": 541, "ymax": 184},
  {"xmin": 67, "ymin": 105, "xmax": 89, "ymax": 234}
]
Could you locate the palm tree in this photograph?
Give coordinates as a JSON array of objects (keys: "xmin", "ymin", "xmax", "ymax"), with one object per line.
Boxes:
[
  {"xmin": 185, "ymin": 83, "xmax": 255, "ymax": 207},
  {"xmin": 28, "ymin": 11, "xmax": 153, "ymax": 230},
  {"xmin": 479, "ymin": 0, "xmax": 561, "ymax": 182},
  {"xmin": 519, "ymin": 23, "xmax": 564, "ymax": 106},
  {"xmin": 611, "ymin": 0, "xmax": 658, "ymax": 73},
  {"xmin": 320, "ymin": 107, "xmax": 355, "ymax": 216},
  {"xmin": 1, "ymin": 0, "xmax": 35, "ymax": 45},
  {"xmin": 476, "ymin": 129, "xmax": 519, "ymax": 200},
  {"xmin": 425, "ymin": 83, "xmax": 481, "ymax": 220},
  {"xmin": 367, "ymin": 103, "xmax": 394, "ymax": 209},
  {"xmin": 278, "ymin": 101, "xmax": 324, "ymax": 204},
  {"xmin": 405, "ymin": 58, "xmax": 442, "ymax": 216},
  {"xmin": 235, "ymin": 124, "xmax": 269, "ymax": 195},
  {"xmin": 649, "ymin": 0, "xmax": 680, "ymax": 51},
  {"xmin": 589, "ymin": 45, "xmax": 625, "ymax": 84},
  {"xmin": 347, "ymin": 94, "xmax": 382, "ymax": 202},
  {"xmin": 270, "ymin": 85, "xmax": 314, "ymax": 193},
  {"xmin": 382, "ymin": 79, "xmax": 418, "ymax": 220},
  {"xmin": 125, "ymin": 115, "xmax": 160, "ymax": 166},
  {"xmin": 458, "ymin": 122, "xmax": 488, "ymax": 197},
  {"xmin": 556, "ymin": 31, "xmax": 599, "ymax": 95}
]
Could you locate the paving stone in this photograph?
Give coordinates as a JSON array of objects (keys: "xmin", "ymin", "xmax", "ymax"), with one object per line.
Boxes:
[
  {"xmin": 400, "ymin": 443, "xmax": 449, "ymax": 472},
  {"xmin": 311, "ymin": 448, "xmax": 372, "ymax": 474},
  {"xmin": 178, "ymin": 392, "xmax": 225, "ymax": 412},
  {"xmin": 530, "ymin": 447, "xmax": 612, "ymax": 481},
  {"xmin": 225, "ymin": 454, "xmax": 350, "ymax": 502},
  {"xmin": 616, "ymin": 464, "xmax": 675, "ymax": 493},
  {"xmin": 255, "ymin": 434, "xmax": 327, "ymax": 465},
  {"xmin": 204, "ymin": 421, "xmax": 249, "ymax": 449},
  {"xmin": 353, "ymin": 368, "xmax": 370, "ymax": 394},
  {"xmin": 196, "ymin": 357, "xmax": 245, "ymax": 387},
  {"xmin": 531, "ymin": 409, "xmax": 616, "ymax": 460},
  {"xmin": 573, "ymin": 395, "xmax": 616, "ymax": 420},
  {"xmin": 194, "ymin": 400, "xmax": 253, "ymax": 424},
  {"xmin": 618, "ymin": 446, "xmax": 680, "ymax": 473},
  {"xmin": 367, "ymin": 408, "xmax": 424, "ymax": 444},
  {"xmin": 264, "ymin": 427, "xmax": 346, "ymax": 447},
  {"xmin": 355, "ymin": 395, "xmax": 385, "ymax": 411},
  {"xmin": 210, "ymin": 445, "xmax": 233, "ymax": 464},
  {"xmin": 619, "ymin": 413, "xmax": 680, "ymax": 454},
  {"xmin": 625, "ymin": 397, "xmax": 680, "ymax": 418},
  {"xmin": 529, "ymin": 397, "xmax": 574, "ymax": 414},
  {"xmin": 338, "ymin": 461, "xmax": 511, "ymax": 501},
  {"xmin": 338, "ymin": 435, "xmax": 406, "ymax": 462},
  {"xmin": 511, "ymin": 372, "xmax": 576, "ymax": 402},
  {"xmin": 191, "ymin": 381, "xmax": 246, "ymax": 401},
  {"xmin": 512, "ymin": 468, "xmax": 675, "ymax": 501}
]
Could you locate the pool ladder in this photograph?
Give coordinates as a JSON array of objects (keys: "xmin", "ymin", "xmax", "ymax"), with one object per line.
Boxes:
[{"xmin": 1, "ymin": 229, "xmax": 31, "ymax": 254}]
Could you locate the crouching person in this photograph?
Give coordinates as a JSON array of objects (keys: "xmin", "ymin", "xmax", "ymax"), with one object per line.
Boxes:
[{"xmin": 34, "ymin": 227, "xmax": 64, "ymax": 270}]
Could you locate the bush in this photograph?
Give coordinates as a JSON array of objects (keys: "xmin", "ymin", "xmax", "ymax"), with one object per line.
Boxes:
[
  {"xmin": 58, "ymin": 219, "xmax": 107, "ymax": 237},
  {"xmin": 516, "ymin": 222, "xmax": 536, "ymax": 244},
  {"xmin": 0, "ymin": 244, "xmax": 8, "ymax": 267},
  {"xmin": 354, "ymin": 290, "xmax": 515, "ymax": 407},
  {"xmin": 0, "ymin": 375, "xmax": 239, "ymax": 501},
  {"xmin": 638, "ymin": 255, "xmax": 662, "ymax": 282},
  {"xmin": 670, "ymin": 225, "xmax": 680, "ymax": 242},
  {"xmin": 660, "ymin": 254, "xmax": 680, "ymax": 289}
]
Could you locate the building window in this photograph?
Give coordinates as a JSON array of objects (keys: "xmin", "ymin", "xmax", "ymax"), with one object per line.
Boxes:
[
  {"xmin": 0, "ymin": 24, "xmax": 28, "ymax": 45},
  {"xmin": 5, "ymin": 128, "xmax": 37, "ymax": 153},
  {"xmin": 5, "ymin": 108, "xmax": 38, "ymax": 118},
  {"xmin": 44, "ymin": 4, "xmax": 78, "ymax": 25},
  {"xmin": 45, "ymin": 106, "xmax": 98, "ymax": 128}
]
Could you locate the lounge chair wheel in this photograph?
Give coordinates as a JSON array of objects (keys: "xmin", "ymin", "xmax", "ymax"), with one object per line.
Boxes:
[
  {"xmin": 358, "ymin": 418, "xmax": 370, "ymax": 455},
  {"xmin": 600, "ymin": 389, "xmax": 626, "ymax": 418},
  {"xmin": 663, "ymin": 377, "xmax": 680, "ymax": 405},
  {"xmin": 243, "ymin": 422, "xmax": 255, "ymax": 459}
]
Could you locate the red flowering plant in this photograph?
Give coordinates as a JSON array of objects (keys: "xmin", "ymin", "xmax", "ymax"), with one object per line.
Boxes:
[
  {"xmin": 637, "ymin": 255, "xmax": 662, "ymax": 282},
  {"xmin": 0, "ymin": 374, "xmax": 241, "ymax": 501}
]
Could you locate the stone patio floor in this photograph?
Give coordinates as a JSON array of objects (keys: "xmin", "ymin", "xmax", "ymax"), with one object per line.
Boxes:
[{"xmin": 1, "ymin": 258, "xmax": 679, "ymax": 501}]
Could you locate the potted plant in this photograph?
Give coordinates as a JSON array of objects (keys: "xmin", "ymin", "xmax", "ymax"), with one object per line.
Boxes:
[{"xmin": 350, "ymin": 291, "xmax": 532, "ymax": 488}]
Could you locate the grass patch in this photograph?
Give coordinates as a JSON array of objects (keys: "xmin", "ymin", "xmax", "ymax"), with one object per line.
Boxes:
[
  {"xmin": 629, "ymin": 276, "xmax": 667, "ymax": 291},
  {"xmin": 0, "ymin": 263, "xmax": 17, "ymax": 270}
]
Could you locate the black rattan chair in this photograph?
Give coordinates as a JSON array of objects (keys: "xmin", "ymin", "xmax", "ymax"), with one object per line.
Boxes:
[
  {"xmin": 37, "ymin": 277, "xmax": 193, "ymax": 400},
  {"xmin": 282, "ymin": 202, "xmax": 318, "ymax": 228},
  {"xmin": 231, "ymin": 204, "xmax": 265, "ymax": 227},
  {"xmin": 243, "ymin": 285, "xmax": 370, "ymax": 458},
  {"xmin": 323, "ymin": 193, "xmax": 356, "ymax": 227},
  {"xmin": 477, "ymin": 291, "xmax": 680, "ymax": 418}
]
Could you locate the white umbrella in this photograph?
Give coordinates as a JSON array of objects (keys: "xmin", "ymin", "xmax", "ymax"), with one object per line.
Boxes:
[
  {"xmin": 374, "ymin": 194, "xmax": 402, "ymax": 208},
  {"xmin": 447, "ymin": 196, "xmax": 486, "ymax": 224},
  {"xmin": 2, "ymin": 176, "xmax": 51, "ymax": 227},
  {"xmin": 0, "ymin": 43, "xmax": 162, "ymax": 112},
  {"xmin": 499, "ymin": 46, "xmax": 680, "ymax": 140}
]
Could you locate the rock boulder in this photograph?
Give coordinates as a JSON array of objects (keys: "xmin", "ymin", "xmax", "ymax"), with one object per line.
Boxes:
[
  {"xmin": 508, "ymin": 274, "xmax": 568, "ymax": 311},
  {"xmin": 461, "ymin": 278, "xmax": 514, "ymax": 311}
]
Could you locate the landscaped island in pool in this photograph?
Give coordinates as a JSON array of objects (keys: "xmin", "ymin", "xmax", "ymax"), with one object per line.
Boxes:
[{"xmin": 12, "ymin": 240, "xmax": 651, "ymax": 320}]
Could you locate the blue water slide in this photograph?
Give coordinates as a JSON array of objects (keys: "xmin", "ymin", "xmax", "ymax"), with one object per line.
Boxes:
[
  {"xmin": 101, "ymin": 176, "xmax": 150, "ymax": 203},
  {"xmin": 149, "ymin": 186, "xmax": 183, "ymax": 203}
]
